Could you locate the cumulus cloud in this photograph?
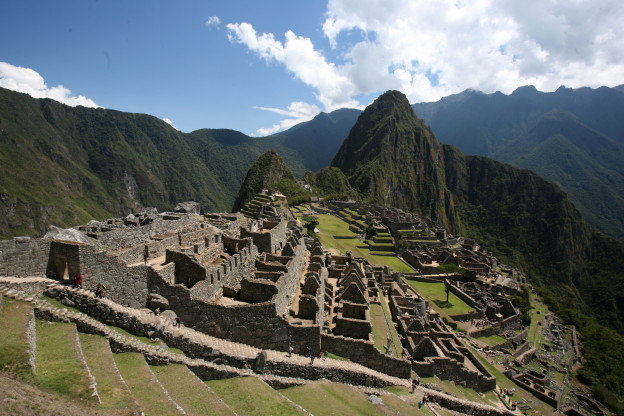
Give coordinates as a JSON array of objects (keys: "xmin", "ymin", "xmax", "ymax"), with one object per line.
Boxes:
[
  {"xmin": 253, "ymin": 101, "xmax": 321, "ymax": 136},
  {"xmin": 226, "ymin": 0, "xmax": 624, "ymax": 122},
  {"xmin": 205, "ymin": 16, "xmax": 221, "ymax": 27},
  {"xmin": 162, "ymin": 117, "xmax": 177, "ymax": 129},
  {"xmin": 0, "ymin": 61, "xmax": 99, "ymax": 108}
]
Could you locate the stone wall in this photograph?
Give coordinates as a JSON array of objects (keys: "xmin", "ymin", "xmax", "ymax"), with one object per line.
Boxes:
[
  {"xmin": 0, "ymin": 238, "xmax": 51, "ymax": 277},
  {"xmin": 77, "ymin": 245, "xmax": 150, "ymax": 308},
  {"xmin": 147, "ymin": 271, "xmax": 320, "ymax": 352},
  {"xmin": 321, "ymin": 333, "xmax": 411, "ymax": 379},
  {"xmin": 239, "ymin": 220, "xmax": 287, "ymax": 254},
  {"xmin": 91, "ymin": 214, "xmax": 200, "ymax": 250},
  {"xmin": 424, "ymin": 356, "xmax": 496, "ymax": 392}
]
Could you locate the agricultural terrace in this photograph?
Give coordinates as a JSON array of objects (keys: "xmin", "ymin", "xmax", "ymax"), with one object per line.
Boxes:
[
  {"xmin": 292, "ymin": 206, "xmax": 414, "ymax": 273},
  {"xmin": 404, "ymin": 279, "xmax": 474, "ymax": 317}
]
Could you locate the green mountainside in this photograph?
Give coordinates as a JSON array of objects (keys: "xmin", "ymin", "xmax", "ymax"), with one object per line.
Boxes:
[
  {"xmin": 270, "ymin": 108, "xmax": 360, "ymax": 172},
  {"xmin": 0, "ymin": 88, "xmax": 333, "ymax": 238},
  {"xmin": 412, "ymin": 86, "xmax": 624, "ymax": 238},
  {"xmin": 302, "ymin": 166, "xmax": 356, "ymax": 200},
  {"xmin": 0, "ymin": 88, "xmax": 229, "ymax": 237},
  {"xmin": 232, "ymin": 150, "xmax": 306, "ymax": 211},
  {"xmin": 332, "ymin": 90, "xmax": 460, "ymax": 233},
  {"xmin": 491, "ymin": 111, "xmax": 624, "ymax": 237}
]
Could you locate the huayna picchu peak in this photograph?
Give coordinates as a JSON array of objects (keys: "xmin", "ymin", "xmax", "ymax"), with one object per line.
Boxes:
[{"xmin": 332, "ymin": 90, "xmax": 460, "ymax": 234}]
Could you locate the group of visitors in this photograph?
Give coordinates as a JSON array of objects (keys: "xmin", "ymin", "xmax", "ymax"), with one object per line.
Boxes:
[
  {"xmin": 301, "ymin": 346, "xmax": 327, "ymax": 364},
  {"xmin": 411, "ymin": 377, "xmax": 420, "ymax": 392}
]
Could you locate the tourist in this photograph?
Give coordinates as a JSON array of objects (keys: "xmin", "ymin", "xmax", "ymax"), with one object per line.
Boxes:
[
  {"xmin": 287, "ymin": 345, "xmax": 293, "ymax": 357},
  {"xmin": 173, "ymin": 316, "xmax": 181, "ymax": 327},
  {"xmin": 95, "ymin": 283, "xmax": 105, "ymax": 298},
  {"xmin": 75, "ymin": 273, "xmax": 83, "ymax": 289},
  {"xmin": 323, "ymin": 350, "xmax": 328, "ymax": 361}
]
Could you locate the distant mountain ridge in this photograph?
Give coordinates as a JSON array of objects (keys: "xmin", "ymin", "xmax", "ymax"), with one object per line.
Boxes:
[
  {"xmin": 0, "ymin": 88, "xmax": 348, "ymax": 238},
  {"xmin": 411, "ymin": 85, "xmax": 624, "ymax": 238},
  {"xmin": 273, "ymin": 85, "xmax": 624, "ymax": 239}
]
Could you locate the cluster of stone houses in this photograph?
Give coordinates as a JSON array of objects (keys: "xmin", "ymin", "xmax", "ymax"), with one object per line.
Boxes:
[{"xmin": 0, "ymin": 199, "xmax": 535, "ymax": 393}]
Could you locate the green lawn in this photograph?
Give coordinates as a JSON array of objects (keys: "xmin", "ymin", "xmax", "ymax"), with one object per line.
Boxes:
[
  {"xmin": 206, "ymin": 376, "xmax": 305, "ymax": 416},
  {"xmin": 151, "ymin": 364, "xmax": 236, "ymax": 415},
  {"xmin": 0, "ymin": 298, "xmax": 33, "ymax": 378},
  {"xmin": 475, "ymin": 334, "xmax": 507, "ymax": 347},
  {"xmin": 35, "ymin": 321, "xmax": 94, "ymax": 400},
  {"xmin": 303, "ymin": 213, "xmax": 414, "ymax": 273},
  {"xmin": 113, "ymin": 352, "xmax": 181, "ymax": 416},
  {"xmin": 404, "ymin": 279, "xmax": 474, "ymax": 316},
  {"xmin": 281, "ymin": 380, "xmax": 437, "ymax": 415},
  {"xmin": 282, "ymin": 380, "xmax": 382, "ymax": 415},
  {"xmin": 78, "ymin": 333, "xmax": 138, "ymax": 411}
]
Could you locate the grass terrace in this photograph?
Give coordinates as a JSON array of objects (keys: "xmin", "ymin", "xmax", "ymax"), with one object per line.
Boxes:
[
  {"xmin": 296, "ymin": 212, "xmax": 415, "ymax": 273},
  {"xmin": 206, "ymin": 376, "xmax": 305, "ymax": 415},
  {"xmin": 34, "ymin": 321, "xmax": 94, "ymax": 400},
  {"xmin": 369, "ymin": 289, "xmax": 403, "ymax": 358},
  {"xmin": 404, "ymin": 279, "xmax": 474, "ymax": 316},
  {"xmin": 113, "ymin": 352, "xmax": 181, "ymax": 416},
  {"xmin": 0, "ymin": 298, "xmax": 34, "ymax": 378},
  {"xmin": 151, "ymin": 363, "xmax": 236, "ymax": 415},
  {"xmin": 78, "ymin": 333, "xmax": 138, "ymax": 411}
]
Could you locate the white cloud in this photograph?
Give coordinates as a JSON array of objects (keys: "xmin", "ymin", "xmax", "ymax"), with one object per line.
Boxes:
[
  {"xmin": 162, "ymin": 118, "xmax": 176, "ymax": 129},
  {"xmin": 226, "ymin": 0, "xmax": 624, "ymax": 115},
  {"xmin": 226, "ymin": 22, "xmax": 359, "ymax": 111},
  {"xmin": 0, "ymin": 62, "xmax": 99, "ymax": 108},
  {"xmin": 205, "ymin": 16, "xmax": 221, "ymax": 27},
  {"xmin": 253, "ymin": 101, "xmax": 320, "ymax": 136}
]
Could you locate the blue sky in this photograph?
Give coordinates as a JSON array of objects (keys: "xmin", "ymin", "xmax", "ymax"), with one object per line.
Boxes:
[{"xmin": 1, "ymin": 0, "xmax": 623, "ymax": 136}]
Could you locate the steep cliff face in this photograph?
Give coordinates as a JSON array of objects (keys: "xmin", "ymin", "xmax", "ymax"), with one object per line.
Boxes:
[
  {"xmin": 332, "ymin": 91, "xmax": 460, "ymax": 233},
  {"xmin": 444, "ymin": 148, "xmax": 591, "ymax": 282}
]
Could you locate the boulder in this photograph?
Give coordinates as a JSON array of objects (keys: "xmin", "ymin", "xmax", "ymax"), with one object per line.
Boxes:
[
  {"xmin": 43, "ymin": 226, "xmax": 92, "ymax": 244},
  {"xmin": 254, "ymin": 351, "xmax": 267, "ymax": 373},
  {"xmin": 174, "ymin": 201, "xmax": 200, "ymax": 215},
  {"xmin": 160, "ymin": 310, "xmax": 177, "ymax": 322},
  {"xmin": 148, "ymin": 293, "xmax": 170, "ymax": 310},
  {"xmin": 60, "ymin": 296, "xmax": 76, "ymax": 307}
]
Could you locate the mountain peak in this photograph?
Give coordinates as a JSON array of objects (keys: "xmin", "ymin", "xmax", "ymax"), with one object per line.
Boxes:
[{"xmin": 332, "ymin": 90, "xmax": 459, "ymax": 231}]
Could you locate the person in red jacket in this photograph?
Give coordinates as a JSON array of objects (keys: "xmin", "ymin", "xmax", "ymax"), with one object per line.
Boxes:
[{"xmin": 75, "ymin": 274, "xmax": 83, "ymax": 288}]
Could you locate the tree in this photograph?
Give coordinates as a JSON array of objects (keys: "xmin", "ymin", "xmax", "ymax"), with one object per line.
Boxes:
[{"xmin": 302, "ymin": 215, "xmax": 319, "ymax": 237}]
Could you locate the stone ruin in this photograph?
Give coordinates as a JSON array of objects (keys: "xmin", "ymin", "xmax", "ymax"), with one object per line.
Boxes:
[{"xmin": 0, "ymin": 200, "xmax": 529, "ymax": 394}]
